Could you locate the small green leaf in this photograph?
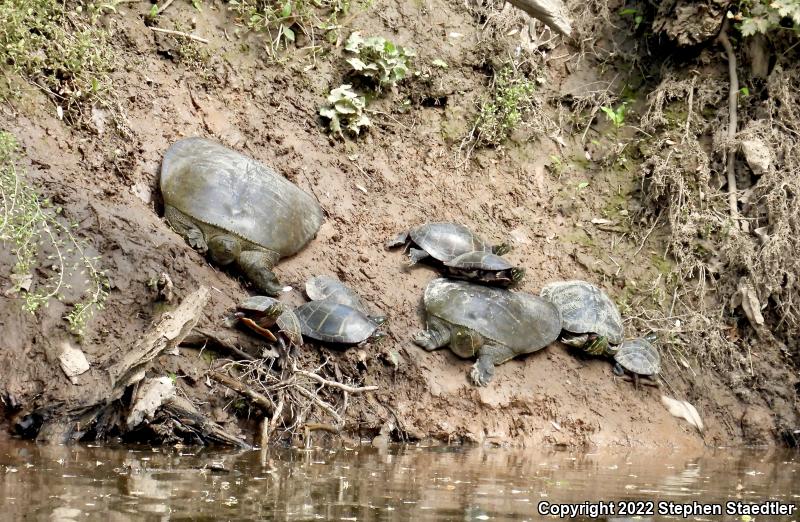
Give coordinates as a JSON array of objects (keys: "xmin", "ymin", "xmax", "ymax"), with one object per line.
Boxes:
[
  {"xmin": 739, "ymin": 86, "xmax": 750, "ymax": 96},
  {"xmin": 282, "ymin": 25, "xmax": 295, "ymax": 42},
  {"xmin": 281, "ymin": 1, "xmax": 292, "ymax": 18},
  {"xmin": 431, "ymin": 58, "xmax": 448, "ymax": 68},
  {"xmin": 577, "ymin": 181, "xmax": 589, "ymax": 190}
]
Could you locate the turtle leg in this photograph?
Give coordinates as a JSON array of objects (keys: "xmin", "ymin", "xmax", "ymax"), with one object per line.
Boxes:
[
  {"xmin": 384, "ymin": 230, "xmax": 409, "ymax": 249},
  {"xmin": 164, "ymin": 206, "xmax": 208, "ymax": 254},
  {"xmin": 492, "ymin": 243, "xmax": 512, "ymax": 256},
  {"xmin": 470, "ymin": 343, "xmax": 516, "ymax": 386},
  {"xmin": 412, "ymin": 316, "xmax": 451, "ymax": 351},
  {"xmin": 560, "ymin": 332, "xmax": 589, "ymax": 349},
  {"xmin": 237, "ymin": 249, "xmax": 282, "ymax": 296},
  {"xmin": 408, "ymin": 248, "xmax": 429, "ymax": 265}
]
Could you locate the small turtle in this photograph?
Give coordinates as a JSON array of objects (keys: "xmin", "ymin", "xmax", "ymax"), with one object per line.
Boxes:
[
  {"xmin": 386, "ymin": 222, "xmax": 510, "ymax": 265},
  {"xmin": 295, "ymin": 300, "xmax": 382, "ymax": 345},
  {"xmin": 161, "ymin": 138, "xmax": 323, "ymax": 296},
  {"xmin": 612, "ymin": 333, "xmax": 661, "ymax": 387},
  {"xmin": 413, "ymin": 278, "xmax": 562, "ymax": 386},
  {"xmin": 540, "ymin": 280, "xmax": 623, "ymax": 356},
  {"xmin": 237, "ymin": 296, "xmax": 303, "ymax": 347},
  {"xmin": 442, "ymin": 251, "xmax": 525, "ymax": 286},
  {"xmin": 305, "ymin": 275, "xmax": 386, "ymax": 323}
]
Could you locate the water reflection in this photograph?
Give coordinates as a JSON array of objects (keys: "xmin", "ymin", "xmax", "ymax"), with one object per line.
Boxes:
[{"xmin": 0, "ymin": 442, "xmax": 796, "ymax": 520}]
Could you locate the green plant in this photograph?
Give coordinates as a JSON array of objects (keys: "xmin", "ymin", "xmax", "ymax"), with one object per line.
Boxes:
[
  {"xmin": 619, "ymin": 7, "xmax": 643, "ymax": 29},
  {"xmin": 319, "ymin": 84, "xmax": 371, "ymax": 137},
  {"xmin": 601, "ymin": 103, "xmax": 627, "ymax": 128},
  {"xmin": 738, "ymin": 0, "xmax": 800, "ymax": 35},
  {"xmin": 473, "ymin": 65, "xmax": 536, "ymax": 146},
  {"xmin": 0, "ymin": 0, "xmax": 115, "ymax": 122},
  {"xmin": 0, "ymin": 132, "xmax": 109, "ymax": 336},
  {"xmin": 344, "ymin": 32, "xmax": 415, "ymax": 89},
  {"xmin": 226, "ymin": 0, "xmax": 352, "ymax": 56}
]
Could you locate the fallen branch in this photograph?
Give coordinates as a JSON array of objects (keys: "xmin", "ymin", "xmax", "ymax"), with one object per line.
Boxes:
[
  {"xmin": 293, "ymin": 367, "xmax": 379, "ymax": 394},
  {"xmin": 292, "ymin": 385, "xmax": 343, "ymax": 426},
  {"xmin": 717, "ymin": 19, "xmax": 740, "ymax": 224},
  {"xmin": 150, "ymin": 26, "xmax": 209, "ymax": 44},
  {"xmin": 34, "ymin": 287, "xmax": 210, "ymax": 443},
  {"xmin": 161, "ymin": 395, "xmax": 251, "ymax": 448},
  {"xmin": 156, "ymin": 0, "xmax": 175, "ymax": 14},
  {"xmin": 182, "ymin": 329, "xmax": 257, "ymax": 361},
  {"xmin": 208, "ymin": 370, "xmax": 273, "ymax": 412}
]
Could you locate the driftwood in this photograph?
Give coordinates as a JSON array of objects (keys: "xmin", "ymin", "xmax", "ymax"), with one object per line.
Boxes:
[
  {"xmin": 505, "ymin": 0, "xmax": 572, "ymax": 36},
  {"xmin": 33, "ymin": 287, "xmax": 210, "ymax": 444},
  {"xmin": 158, "ymin": 395, "xmax": 251, "ymax": 449}
]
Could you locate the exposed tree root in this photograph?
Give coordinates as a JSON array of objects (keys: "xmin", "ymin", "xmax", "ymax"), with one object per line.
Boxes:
[{"xmin": 717, "ymin": 19, "xmax": 740, "ymax": 224}]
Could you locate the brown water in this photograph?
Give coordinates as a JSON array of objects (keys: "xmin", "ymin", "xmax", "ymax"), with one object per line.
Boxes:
[{"xmin": 0, "ymin": 441, "xmax": 797, "ymax": 521}]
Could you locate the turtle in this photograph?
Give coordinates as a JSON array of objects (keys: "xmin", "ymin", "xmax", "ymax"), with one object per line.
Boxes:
[
  {"xmin": 441, "ymin": 251, "xmax": 525, "ymax": 287},
  {"xmin": 540, "ymin": 280, "xmax": 623, "ymax": 356},
  {"xmin": 295, "ymin": 300, "xmax": 382, "ymax": 345},
  {"xmin": 612, "ymin": 333, "xmax": 661, "ymax": 387},
  {"xmin": 236, "ymin": 296, "xmax": 303, "ymax": 348},
  {"xmin": 413, "ymin": 278, "xmax": 562, "ymax": 386},
  {"xmin": 160, "ymin": 138, "xmax": 324, "ymax": 296},
  {"xmin": 385, "ymin": 222, "xmax": 511, "ymax": 265},
  {"xmin": 305, "ymin": 275, "xmax": 386, "ymax": 323}
]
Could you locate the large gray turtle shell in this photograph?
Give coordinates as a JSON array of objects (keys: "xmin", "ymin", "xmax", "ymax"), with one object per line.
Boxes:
[
  {"xmin": 410, "ymin": 223, "xmax": 493, "ymax": 262},
  {"xmin": 161, "ymin": 138, "xmax": 324, "ymax": 257},
  {"xmin": 540, "ymin": 280, "xmax": 624, "ymax": 345},
  {"xmin": 423, "ymin": 278, "xmax": 561, "ymax": 353},
  {"xmin": 614, "ymin": 338, "xmax": 661, "ymax": 375},
  {"xmin": 295, "ymin": 300, "xmax": 377, "ymax": 343}
]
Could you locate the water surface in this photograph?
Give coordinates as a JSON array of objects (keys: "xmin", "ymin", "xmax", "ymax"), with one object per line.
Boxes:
[{"xmin": 0, "ymin": 441, "xmax": 796, "ymax": 520}]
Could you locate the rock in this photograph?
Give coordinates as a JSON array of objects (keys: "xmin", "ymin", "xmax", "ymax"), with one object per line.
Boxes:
[
  {"xmin": 741, "ymin": 138, "xmax": 772, "ymax": 176},
  {"xmin": 58, "ymin": 343, "xmax": 90, "ymax": 384},
  {"xmin": 740, "ymin": 406, "xmax": 775, "ymax": 444}
]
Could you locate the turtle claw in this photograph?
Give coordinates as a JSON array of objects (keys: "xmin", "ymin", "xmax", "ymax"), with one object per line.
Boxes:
[{"xmin": 469, "ymin": 360, "xmax": 494, "ymax": 386}]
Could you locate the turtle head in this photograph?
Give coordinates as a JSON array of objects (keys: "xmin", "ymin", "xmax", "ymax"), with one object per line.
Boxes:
[
  {"xmin": 492, "ymin": 243, "xmax": 512, "ymax": 256},
  {"xmin": 560, "ymin": 332, "xmax": 589, "ymax": 348},
  {"xmin": 643, "ymin": 331, "xmax": 658, "ymax": 344},
  {"xmin": 510, "ymin": 267, "xmax": 525, "ymax": 284},
  {"xmin": 208, "ymin": 234, "xmax": 241, "ymax": 266},
  {"xmin": 584, "ymin": 334, "xmax": 611, "ymax": 356},
  {"xmin": 263, "ymin": 302, "xmax": 284, "ymax": 321}
]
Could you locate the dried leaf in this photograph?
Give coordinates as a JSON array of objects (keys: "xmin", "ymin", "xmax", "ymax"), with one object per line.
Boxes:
[{"xmin": 661, "ymin": 395, "xmax": 704, "ymax": 432}]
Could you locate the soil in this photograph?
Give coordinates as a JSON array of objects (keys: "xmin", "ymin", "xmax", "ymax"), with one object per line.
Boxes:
[{"xmin": 0, "ymin": 0, "xmax": 796, "ymax": 448}]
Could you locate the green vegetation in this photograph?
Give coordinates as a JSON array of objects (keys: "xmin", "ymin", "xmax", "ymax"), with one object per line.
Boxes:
[
  {"xmin": 320, "ymin": 32, "xmax": 413, "ymax": 138},
  {"xmin": 0, "ymin": 132, "xmax": 108, "ymax": 336},
  {"xmin": 600, "ymin": 103, "xmax": 627, "ymax": 128},
  {"xmin": 319, "ymin": 84, "xmax": 370, "ymax": 136},
  {"xmin": 226, "ymin": 0, "xmax": 352, "ymax": 55},
  {"xmin": 0, "ymin": 0, "xmax": 115, "ymax": 122},
  {"xmin": 738, "ymin": 0, "xmax": 800, "ymax": 35},
  {"xmin": 344, "ymin": 32, "xmax": 415, "ymax": 90},
  {"xmin": 473, "ymin": 65, "xmax": 536, "ymax": 147}
]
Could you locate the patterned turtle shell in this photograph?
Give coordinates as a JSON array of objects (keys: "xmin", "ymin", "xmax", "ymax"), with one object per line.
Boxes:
[
  {"xmin": 238, "ymin": 296, "xmax": 303, "ymax": 346},
  {"xmin": 388, "ymin": 222, "xmax": 496, "ymax": 262},
  {"xmin": 540, "ymin": 280, "xmax": 624, "ymax": 345},
  {"xmin": 614, "ymin": 337, "xmax": 661, "ymax": 376},
  {"xmin": 295, "ymin": 300, "xmax": 379, "ymax": 344}
]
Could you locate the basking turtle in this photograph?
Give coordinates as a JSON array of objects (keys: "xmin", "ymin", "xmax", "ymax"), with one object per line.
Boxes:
[
  {"xmin": 386, "ymin": 222, "xmax": 510, "ymax": 265},
  {"xmin": 442, "ymin": 251, "xmax": 525, "ymax": 286},
  {"xmin": 295, "ymin": 300, "xmax": 382, "ymax": 345},
  {"xmin": 237, "ymin": 296, "xmax": 303, "ymax": 347},
  {"xmin": 160, "ymin": 138, "xmax": 324, "ymax": 296},
  {"xmin": 305, "ymin": 275, "xmax": 385, "ymax": 323},
  {"xmin": 612, "ymin": 334, "xmax": 661, "ymax": 387},
  {"xmin": 540, "ymin": 280, "xmax": 623, "ymax": 355},
  {"xmin": 413, "ymin": 278, "xmax": 562, "ymax": 386}
]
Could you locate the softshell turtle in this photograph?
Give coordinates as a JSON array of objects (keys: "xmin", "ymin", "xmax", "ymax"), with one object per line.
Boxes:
[
  {"xmin": 442, "ymin": 251, "xmax": 525, "ymax": 287},
  {"xmin": 540, "ymin": 280, "xmax": 623, "ymax": 355},
  {"xmin": 413, "ymin": 278, "xmax": 562, "ymax": 386},
  {"xmin": 160, "ymin": 138, "xmax": 324, "ymax": 295},
  {"xmin": 237, "ymin": 296, "xmax": 303, "ymax": 347},
  {"xmin": 613, "ymin": 334, "xmax": 661, "ymax": 386},
  {"xmin": 295, "ymin": 300, "xmax": 382, "ymax": 345},
  {"xmin": 305, "ymin": 275, "xmax": 385, "ymax": 323}
]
